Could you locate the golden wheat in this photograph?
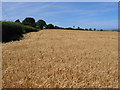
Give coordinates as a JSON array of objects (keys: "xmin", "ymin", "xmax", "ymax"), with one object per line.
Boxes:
[{"xmin": 2, "ymin": 29, "xmax": 118, "ymax": 88}]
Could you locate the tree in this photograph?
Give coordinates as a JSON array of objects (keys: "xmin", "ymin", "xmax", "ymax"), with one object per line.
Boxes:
[
  {"xmin": 65, "ymin": 27, "xmax": 73, "ymax": 30},
  {"xmin": 22, "ymin": 17, "xmax": 36, "ymax": 27},
  {"xmin": 89, "ymin": 28, "xmax": 92, "ymax": 31},
  {"xmin": 54, "ymin": 26, "xmax": 60, "ymax": 29},
  {"xmin": 100, "ymin": 29, "xmax": 103, "ymax": 31},
  {"xmin": 94, "ymin": 28, "xmax": 96, "ymax": 31},
  {"xmin": 85, "ymin": 28, "xmax": 88, "ymax": 31},
  {"xmin": 73, "ymin": 26, "xmax": 75, "ymax": 29},
  {"xmin": 15, "ymin": 19, "xmax": 20, "ymax": 23},
  {"xmin": 46, "ymin": 24, "xmax": 54, "ymax": 29},
  {"xmin": 54, "ymin": 26, "xmax": 64, "ymax": 29},
  {"xmin": 36, "ymin": 19, "xmax": 47, "ymax": 30},
  {"xmin": 77, "ymin": 27, "xmax": 80, "ymax": 30}
]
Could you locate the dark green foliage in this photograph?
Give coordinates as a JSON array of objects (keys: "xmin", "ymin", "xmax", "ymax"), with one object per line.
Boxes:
[
  {"xmin": 85, "ymin": 28, "xmax": 88, "ymax": 31},
  {"xmin": 75, "ymin": 27, "xmax": 84, "ymax": 30},
  {"xmin": 73, "ymin": 26, "xmax": 75, "ymax": 29},
  {"xmin": 23, "ymin": 25, "xmax": 38, "ymax": 33},
  {"xmin": 22, "ymin": 17, "xmax": 36, "ymax": 27},
  {"xmin": 89, "ymin": 28, "xmax": 92, "ymax": 31},
  {"xmin": 65, "ymin": 27, "xmax": 73, "ymax": 30},
  {"xmin": 46, "ymin": 24, "xmax": 54, "ymax": 29},
  {"xmin": 100, "ymin": 29, "xmax": 103, "ymax": 31},
  {"xmin": 15, "ymin": 19, "xmax": 20, "ymax": 23},
  {"xmin": 77, "ymin": 27, "xmax": 80, "ymax": 30},
  {"xmin": 54, "ymin": 26, "xmax": 60, "ymax": 29},
  {"xmin": 54, "ymin": 26, "xmax": 64, "ymax": 29},
  {"xmin": 94, "ymin": 28, "xmax": 96, "ymax": 31},
  {"xmin": 2, "ymin": 22, "xmax": 23, "ymax": 42},
  {"xmin": 2, "ymin": 22, "xmax": 38, "ymax": 43},
  {"xmin": 36, "ymin": 19, "xmax": 47, "ymax": 30}
]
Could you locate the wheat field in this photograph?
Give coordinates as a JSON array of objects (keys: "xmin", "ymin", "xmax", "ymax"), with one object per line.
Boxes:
[{"xmin": 2, "ymin": 29, "xmax": 118, "ymax": 88}]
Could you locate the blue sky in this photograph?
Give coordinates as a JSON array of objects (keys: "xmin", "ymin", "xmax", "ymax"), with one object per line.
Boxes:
[{"xmin": 2, "ymin": 2, "xmax": 118, "ymax": 30}]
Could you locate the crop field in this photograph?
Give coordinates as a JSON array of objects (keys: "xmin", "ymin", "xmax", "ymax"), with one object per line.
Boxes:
[{"xmin": 2, "ymin": 29, "xmax": 118, "ymax": 88}]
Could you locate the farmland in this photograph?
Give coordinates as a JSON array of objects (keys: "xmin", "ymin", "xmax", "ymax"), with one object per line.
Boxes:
[{"xmin": 2, "ymin": 29, "xmax": 118, "ymax": 88}]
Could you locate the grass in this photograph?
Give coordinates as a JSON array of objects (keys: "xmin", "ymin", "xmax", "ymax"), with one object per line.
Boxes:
[{"xmin": 2, "ymin": 29, "xmax": 118, "ymax": 88}]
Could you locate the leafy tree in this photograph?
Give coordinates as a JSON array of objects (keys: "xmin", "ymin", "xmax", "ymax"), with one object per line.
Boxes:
[
  {"xmin": 89, "ymin": 28, "xmax": 92, "ymax": 31},
  {"xmin": 36, "ymin": 19, "xmax": 47, "ymax": 30},
  {"xmin": 73, "ymin": 26, "xmax": 75, "ymax": 29},
  {"xmin": 94, "ymin": 28, "xmax": 96, "ymax": 31},
  {"xmin": 15, "ymin": 19, "xmax": 20, "ymax": 23},
  {"xmin": 85, "ymin": 28, "xmax": 88, "ymax": 31},
  {"xmin": 54, "ymin": 26, "xmax": 60, "ymax": 29},
  {"xmin": 65, "ymin": 27, "xmax": 73, "ymax": 30},
  {"xmin": 22, "ymin": 17, "xmax": 36, "ymax": 27},
  {"xmin": 46, "ymin": 24, "xmax": 54, "ymax": 29},
  {"xmin": 54, "ymin": 26, "xmax": 64, "ymax": 29},
  {"xmin": 100, "ymin": 29, "xmax": 103, "ymax": 31},
  {"xmin": 77, "ymin": 27, "xmax": 80, "ymax": 30}
]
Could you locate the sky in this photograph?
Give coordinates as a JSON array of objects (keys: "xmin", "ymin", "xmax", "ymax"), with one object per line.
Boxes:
[
  {"xmin": 1, "ymin": 0, "xmax": 120, "ymax": 2},
  {"xmin": 2, "ymin": 2, "xmax": 118, "ymax": 30}
]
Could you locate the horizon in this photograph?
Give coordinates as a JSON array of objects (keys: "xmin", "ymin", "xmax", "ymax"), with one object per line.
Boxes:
[{"xmin": 2, "ymin": 2, "xmax": 118, "ymax": 30}]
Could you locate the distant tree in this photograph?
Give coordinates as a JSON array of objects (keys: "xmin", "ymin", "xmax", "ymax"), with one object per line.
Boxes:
[
  {"xmin": 22, "ymin": 17, "xmax": 36, "ymax": 27},
  {"xmin": 65, "ymin": 27, "xmax": 73, "ymax": 30},
  {"xmin": 46, "ymin": 24, "xmax": 54, "ymax": 29},
  {"xmin": 89, "ymin": 28, "xmax": 92, "ymax": 31},
  {"xmin": 85, "ymin": 28, "xmax": 88, "ymax": 31},
  {"xmin": 94, "ymin": 28, "xmax": 96, "ymax": 31},
  {"xmin": 36, "ymin": 19, "xmax": 47, "ymax": 30},
  {"xmin": 77, "ymin": 27, "xmax": 80, "ymax": 30},
  {"xmin": 54, "ymin": 26, "xmax": 60, "ymax": 29},
  {"xmin": 73, "ymin": 26, "xmax": 75, "ymax": 29},
  {"xmin": 100, "ymin": 29, "xmax": 103, "ymax": 31},
  {"xmin": 15, "ymin": 19, "xmax": 20, "ymax": 23}
]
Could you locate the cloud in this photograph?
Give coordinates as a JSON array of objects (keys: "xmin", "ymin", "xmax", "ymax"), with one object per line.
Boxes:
[
  {"xmin": 2, "ymin": 2, "xmax": 117, "ymax": 29},
  {"xmin": 2, "ymin": 2, "xmax": 57, "ymax": 21}
]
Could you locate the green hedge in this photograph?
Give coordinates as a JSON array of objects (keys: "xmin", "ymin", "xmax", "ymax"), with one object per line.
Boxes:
[{"xmin": 2, "ymin": 21, "xmax": 38, "ymax": 43}]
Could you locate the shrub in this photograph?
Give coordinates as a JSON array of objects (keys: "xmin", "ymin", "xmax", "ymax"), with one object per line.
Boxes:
[
  {"xmin": 46, "ymin": 24, "xmax": 54, "ymax": 29},
  {"xmin": 15, "ymin": 19, "xmax": 21, "ymax": 23},
  {"xmin": 94, "ymin": 28, "xmax": 96, "ymax": 31},
  {"xmin": 65, "ymin": 27, "xmax": 73, "ymax": 30},
  {"xmin": 100, "ymin": 29, "xmax": 103, "ymax": 31},
  {"xmin": 2, "ymin": 22, "xmax": 23, "ymax": 42},
  {"xmin": 23, "ymin": 25, "xmax": 38, "ymax": 33},
  {"xmin": 36, "ymin": 19, "xmax": 47, "ymax": 30},
  {"xmin": 85, "ymin": 28, "xmax": 88, "ymax": 31},
  {"xmin": 22, "ymin": 17, "xmax": 36, "ymax": 27},
  {"xmin": 2, "ymin": 21, "xmax": 38, "ymax": 43},
  {"xmin": 89, "ymin": 28, "xmax": 92, "ymax": 31}
]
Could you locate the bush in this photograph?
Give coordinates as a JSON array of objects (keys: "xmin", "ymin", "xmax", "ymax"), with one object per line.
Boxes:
[
  {"xmin": 65, "ymin": 27, "xmax": 73, "ymax": 30},
  {"xmin": 2, "ymin": 21, "xmax": 38, "ymax": 43},
  {"xmin": 54, "ymin": 26, "xmax": 64, "ymax": 29},
  {"xmin": 22, "ymin": 17, "xmax": 36, "ymax": 27},
  {"xmin": 46, "ymin": 24, "xmax": 54, "ymax": 29},
  {"xmin": 15, "ymin": 19, "xmax": 21, "ymax": 23},
  {"xmin": 2, "ymin": 22, "xmax": 23, "ymax": 42},
  {"xmin": 23, "ymin": 25, "xmax": 38, "ymax": 33},
  {"xmin": 36, "ymin": 19, "xmax": 47, "ymax": 30}
]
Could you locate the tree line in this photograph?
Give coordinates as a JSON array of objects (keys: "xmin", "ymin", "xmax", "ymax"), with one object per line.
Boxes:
[
  {"xmin": 15, "ymin": 17, "xmax": 63, "ymax": 30},
  {"xmin": 2, "ymin": 17, "xmax": 104, "ymax": 43},
  {"xmin": 15, "ymin": 17, "xmax": 103, "ymax": 31}
]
